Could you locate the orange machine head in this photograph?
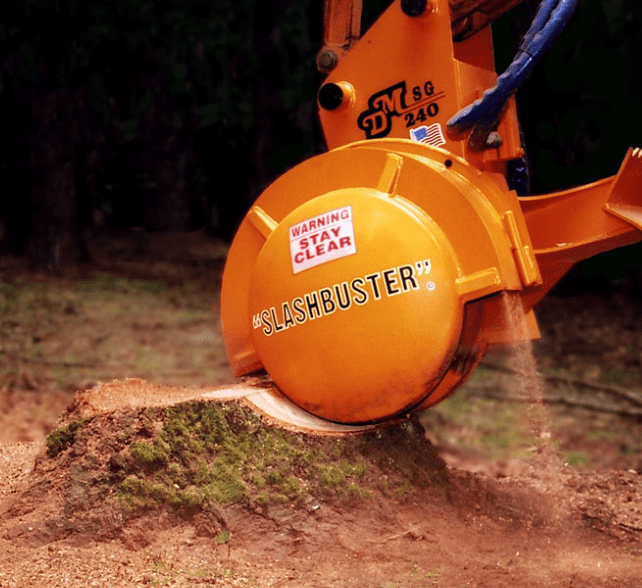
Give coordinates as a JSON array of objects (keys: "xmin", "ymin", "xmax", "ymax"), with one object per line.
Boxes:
[{"xmin": 221, "ymin": 0, "xmax": 642, "ymax": 427}]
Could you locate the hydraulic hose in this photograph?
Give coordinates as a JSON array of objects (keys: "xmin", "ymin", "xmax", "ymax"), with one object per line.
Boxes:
[{"xmin": 447, "ymin": 0, "xmax": 578, "ymax": 137}]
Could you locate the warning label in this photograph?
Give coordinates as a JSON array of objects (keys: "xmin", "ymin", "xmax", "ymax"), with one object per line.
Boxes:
[{"xmin": 289, "ymin": 206, "xmax": 357, "ymax": 274}]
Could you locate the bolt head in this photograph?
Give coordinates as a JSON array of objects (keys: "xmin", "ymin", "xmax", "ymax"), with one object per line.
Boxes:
[
  {"xmin": 401, "ymin": 0, "xmax": 427, "ymax": 17},
  {"xmin": 486, "ymin": 132, "xmax": 503, "ymax": 148},
  {"xmin": 316, "ymin": 50, "xmax": 338, "ymax": 73}
]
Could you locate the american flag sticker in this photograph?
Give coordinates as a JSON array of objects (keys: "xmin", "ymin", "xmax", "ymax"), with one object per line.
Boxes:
[{"xmin": 409, "ymin": 123, "xmax": 446, "ymax": 147}]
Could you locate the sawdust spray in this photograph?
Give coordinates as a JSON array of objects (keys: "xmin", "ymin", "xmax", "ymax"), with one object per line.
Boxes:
[{"xmin": 499, "ymin": 292, "xmax": 569, "ymax": 505}]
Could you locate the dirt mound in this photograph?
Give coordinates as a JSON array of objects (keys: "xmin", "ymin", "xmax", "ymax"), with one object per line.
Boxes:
[{"xmin": 1, "ymin": 381, "xmax": 642, "ymax": 587}]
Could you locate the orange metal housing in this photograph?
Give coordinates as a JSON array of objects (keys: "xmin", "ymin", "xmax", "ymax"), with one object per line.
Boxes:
[{"xmin": 221, "ymin": 0, "xmax": 642, "ymax": 426}]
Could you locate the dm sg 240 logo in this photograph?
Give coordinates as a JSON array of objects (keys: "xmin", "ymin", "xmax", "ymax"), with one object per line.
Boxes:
[{"xmin": 357, "ymin": 80, "xmax": 445, "ymax": 140}]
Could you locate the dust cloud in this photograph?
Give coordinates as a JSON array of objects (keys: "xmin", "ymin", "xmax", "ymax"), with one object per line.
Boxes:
[{"xmin": 498, "ymin": 292, "xmax": 571, "ymax": 521}]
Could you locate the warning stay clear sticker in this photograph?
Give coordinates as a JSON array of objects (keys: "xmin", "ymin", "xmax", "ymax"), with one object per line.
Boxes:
[{"xmin": 289, "ymin": 206, "xmax": 357, "ymax": 274}]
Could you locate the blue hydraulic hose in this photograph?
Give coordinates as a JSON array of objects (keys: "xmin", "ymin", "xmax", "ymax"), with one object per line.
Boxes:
[
  {"xmin": 521, "ymin": 0, "xmax": 560, "ymax": 50},
  {"xmin": 521, "ymin": 0, "xmax": 577, "ymax": 58},
  {"xmin": 447, "ymin": 0, "xmax": 578, "ymax": 135}
]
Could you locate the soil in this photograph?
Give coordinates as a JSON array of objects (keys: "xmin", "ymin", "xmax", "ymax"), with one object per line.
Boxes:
[{"xmin": 1, "ymin": 230, "xmax": 642, "ymax": 587}]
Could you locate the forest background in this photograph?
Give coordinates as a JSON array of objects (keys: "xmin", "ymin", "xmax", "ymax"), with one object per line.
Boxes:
[{"xmin": 0, "ymin": 0, "xmax": 640, "ymax": 278}]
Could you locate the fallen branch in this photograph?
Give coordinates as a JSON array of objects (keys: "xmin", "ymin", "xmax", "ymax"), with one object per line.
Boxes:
[
  {"xmin": 0, "ymin": 351, "xmax": 134, "ymax": 371},
  {"xmin": 465, "ymin": 385, "xmax": 642, "ymax": 418},
  {"xmin": 480, "ymin": 361, "xmax": 642, "ymax": 408},
  {"xmin": 0, "ymin": 351, "xmax": 97, "ymax": 368},
  {"xmin": 618, "ymin": 522, "xmax": 642, "ymax": 534}
]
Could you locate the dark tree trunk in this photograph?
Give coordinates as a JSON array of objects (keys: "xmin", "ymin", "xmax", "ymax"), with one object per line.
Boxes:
[
  {"xmin": 136, "ymin": 76, "xmax": 192, "ymax": 233},
  {"xmin": 25, "ymin": 88, "xmax": 84, "ymax": 270},
  {"xmin": 0, "ymin": 87, "xmax": 30, "ymax": 254},
  {"xmin": 0, "ymin": 0, "xmax": 90, "ymax": 270}
]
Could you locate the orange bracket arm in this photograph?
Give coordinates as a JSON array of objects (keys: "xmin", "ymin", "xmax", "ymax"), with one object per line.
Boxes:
[{"xmin": 317, "ymin": 0, "xmax": 527, "ymax": 71}]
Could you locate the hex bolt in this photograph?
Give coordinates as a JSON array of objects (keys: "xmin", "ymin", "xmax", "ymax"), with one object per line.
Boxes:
[
  {"xmin": 486, "ymin": 132, "xmax": 503, "ymax": 149},
  {"xmin": 316, "ymin": 49, "xmax": 338, "ymax": 73}
]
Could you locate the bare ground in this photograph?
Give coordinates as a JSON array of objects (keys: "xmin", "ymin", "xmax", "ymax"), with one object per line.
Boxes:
[{"xmin": 1, "ymin": 230, "xmax": 642, "ymax": 587}]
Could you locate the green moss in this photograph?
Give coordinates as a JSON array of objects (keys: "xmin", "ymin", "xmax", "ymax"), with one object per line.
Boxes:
[
  {"xmin": 179, "ymin": 486, "xmax": 206, "ymax": 510},
  {"xmin": 46, "ymin": 420, "xmax": 88, "ymax": 457},
  {"xmin": 215, "ymin": 530, "xmax": 231, "ymax": 544},
  {"xmin": 394, "ymin": 478, "xmax": 412, "ymax": 499},
  {"xmin": 269, "ymin": 492, "xmax": 290, "ymax": 504},
  {"xmin": 348, "ymin": 482, "xmax": 372, "ymax": 501},
  {"xmin": 115, "ymin": 404, "xmax": 250, "ymax": 510},
  {"xmin": 265, "ymin": 469, "xmax": 283, "ymax": 486},
  {"xmin": 96, "ymin": 402, "xmax": 438, "ymax": 522},
  {"xmin": 161, "ymin": 402, "xmax": 231, "ymax": 456},
  {"xmin": 340, "ymin": 459, "xmax": 366, "ymax": 477},
  {"xmin": 251, "ymin": 472, "xmax": 266, "ymax": 489},
  {"xmin": 280, "ymin": 475, "xmax": 302, "ymax": 496},
  {"xmin": 254, "ymin": 492, "xmax": 270, "ymax": 505},
  {"xmin": 318, "ymin": 464, "xmax": 345, "ymax": 487},
  {"xmin": 119, "ymin": 476, "xmax": 177, "ymax": 508},
  {"xmin": 129, "ymin": 441, "xmax": 169, "ymax": 470},
  {"xmin": 203, "ymin": 461, "xmax": 248, "ymax": 503},
  {"xmin": 166, "ymin": 462, "xmax": 188, "ymax": 487}
]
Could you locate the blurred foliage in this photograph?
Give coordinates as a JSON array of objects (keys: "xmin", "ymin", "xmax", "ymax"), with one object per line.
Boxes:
[
  {"xmin": 1, "ymin": 0, "xmax": 279, "ymax": 138},
  {"xmin": 0, "ymin": 0, "xmax": 640, "ymax": 248},
  {"xmin": 492, "ymin": 0, "xmax": 642, "ymax": 286},
  {"xmin": 0, "ymin": 0, "xmax": 322, "ymax": 239},
  {"xmin": 494, "ymin": 0, "xmax": 642, "ymax": 192}
]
